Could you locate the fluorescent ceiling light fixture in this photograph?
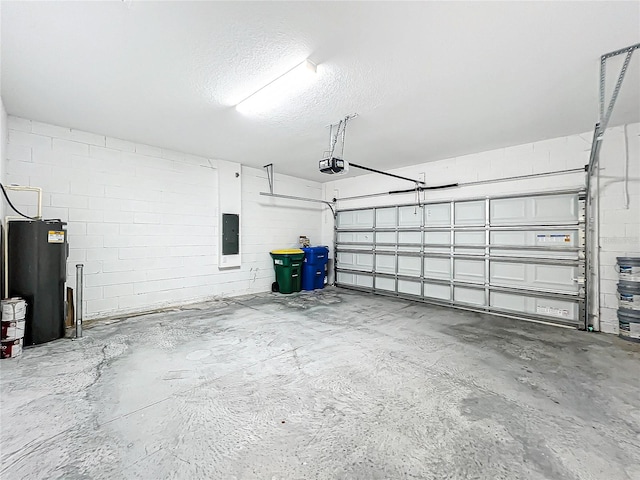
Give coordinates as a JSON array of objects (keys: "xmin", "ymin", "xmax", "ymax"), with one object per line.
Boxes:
[{"xmin": 236, "ymin": 59, "xmax": 318, "ymax": 114}]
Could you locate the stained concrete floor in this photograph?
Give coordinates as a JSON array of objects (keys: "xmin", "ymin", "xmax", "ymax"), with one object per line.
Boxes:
[{"xmin": 1, "ymin": 287, "xmax": 640, "ymax": 480}]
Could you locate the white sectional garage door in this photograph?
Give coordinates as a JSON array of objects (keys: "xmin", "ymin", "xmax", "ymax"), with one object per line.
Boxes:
[{"xmin": 335, "ymin": 190, "xmax": 586, "ymax": 328}]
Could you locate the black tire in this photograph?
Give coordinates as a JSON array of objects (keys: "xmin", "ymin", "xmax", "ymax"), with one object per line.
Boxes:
[{"xmin": 271, "ymin": 282, "xmax": 279, "ymax": 292}]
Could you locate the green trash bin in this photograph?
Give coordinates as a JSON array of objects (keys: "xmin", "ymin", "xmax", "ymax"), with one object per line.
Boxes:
[{"xmin": 270, "ymin": 249, "xmax": 305, "ymax": 294}]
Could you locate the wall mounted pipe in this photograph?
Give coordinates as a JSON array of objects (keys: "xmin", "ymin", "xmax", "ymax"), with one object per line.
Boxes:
[
  {"xmin": 75, "ymin": 264, "xmax": 84, "ymax": 338},
  {"xmin": 3, "ymin": 185, "xmax": 43, "ymax": 219},
  {"xmin": 259, "ymin": 192, "xmax": 336, "ymax": 217},
  {"xmin": 3, "ymin": 216, "xmax": 23, "ymax": 298}
]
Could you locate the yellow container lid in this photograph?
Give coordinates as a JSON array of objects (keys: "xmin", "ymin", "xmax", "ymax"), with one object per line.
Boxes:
[{"xmin": 271, "ymin": 249, "xmax": 304, "ymax": 254}]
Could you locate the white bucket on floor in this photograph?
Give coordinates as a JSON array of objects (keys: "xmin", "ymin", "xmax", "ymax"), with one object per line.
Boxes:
[
  {"xmin": 618, "ymin": 308, "xmax": 640, "ymax": 343},
  {"xmin": 1, "ymin": 320, "xmax": 26, "ymax": 340},
  {"xmin": 1, "ymin": 338, "xmax": 23, "ymax": 359},
  {"xmin": 618, "ymin": 281, "xmax": 640, "ymax": 311},
  {"xmin": 617, "ymin": 257, "xmax": 640, "ymax": 282},
  {"xmin": 1, "ymin": 298, "xmax": 27, "ymax": 321}
]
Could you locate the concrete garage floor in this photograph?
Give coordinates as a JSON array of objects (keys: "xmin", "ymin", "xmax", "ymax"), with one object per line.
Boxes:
[{"xmin": 1, "ymin": 288, "xmax": 639, "ymax": 480}]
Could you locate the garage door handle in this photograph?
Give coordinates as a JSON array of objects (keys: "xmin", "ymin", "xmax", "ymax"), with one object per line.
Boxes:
[{"xmin": 573, "ymin": 277, "xmax": 585, "ymax": 284}]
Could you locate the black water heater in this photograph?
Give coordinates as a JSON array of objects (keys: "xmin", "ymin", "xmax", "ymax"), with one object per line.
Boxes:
[{"xmin": 7, "ymin": 220, "xmax": 68, "ymax": 345}]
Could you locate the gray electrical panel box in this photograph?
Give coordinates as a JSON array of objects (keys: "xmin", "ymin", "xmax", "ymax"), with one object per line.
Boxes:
[{"xmin": 222, "ymin": 214, "xmax": 239, "ymax": 255}]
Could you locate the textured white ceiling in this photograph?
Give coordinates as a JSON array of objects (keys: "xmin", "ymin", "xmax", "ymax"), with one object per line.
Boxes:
[{"xmin": 2, "ymin": 1, "xmax": 639, "ymax": 182}]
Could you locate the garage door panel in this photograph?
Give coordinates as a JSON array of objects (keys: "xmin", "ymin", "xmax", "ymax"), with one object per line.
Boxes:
[
  {"xmin": 376, "ymin": 232, "xmax": 395, "ymax": 252},
  {"xmin": 490, "ymin": 262, "xmax": 578, "ymax": 293},
  {"xmin": 490, "ymin": 230, "xmax": 526, "ymax": 246},
  {"xmin": 455, "ymin": 200, "xmax": 486, "ymax": 225},
  {"xmin": 425, "ymin": 204, "xmax": 451, "ymax": 226},
  {"xmin": 491, "ymin": 198, "xmax": 526, "ymax": 225},
  {"xmin": 338, "ymin": 210, "xmax": 374, "ymax": 228},
  {"xmin": 490, "ymin": 194, "xmax": 578, "ymax": 225},
  {"xmin": 337, "ymin": 231, "xmax": 373, "ymax": 245},
  {"xmin": 454, "ymin": 286, "xmax": 485, "ymax": 306},
  {"xmin": 490, "ymin": 291, "xmax": 526, "ymax": 312},
  {"xmin": 375, "ymin": 276, "xmax": 395, "ymax": 292},
  {"xmin": 490, "ymin": 230, "xmax": 578, "ymax": 247},
  {"xmin": 338, "ymin": 252, "xmax": 373, "ymax": 271},
  {"xmin": 533, "ymin": 264, "xmax": 578, "ymax": 292},
  {"xmin": 398, "ymin": 279, "xmax": 421, "ymax": 296},
  {"xmin": 398, "ymin": 256, "xmax": 421, "ymax": 277},
  {"xmin": 338, "ymin": 272, "xmax": 373, "ymax": 288},
  {"xmin": 424, "ymin": 282, "xmax": 451, "ymax": 301},
  {"xmin": 398, "ymin": 231, "xmax": 421, "ymax": 244},
  {"xmin": 376, "ymin": 231, "xmax": 396, "ymax": 244},
  {"xmin": 424, "ymin": 257, "xmax": 451, "ymax": 280},
  {"xmin": 454, "ymin": 259, "xmax": 485, "ymax": 283},
  {"xmin": 490, "ymin": 292, "xmax": 578, "ymax": 322},
  {"xmin": 375, "ymin": 254, "xmax": 396, "ymax": 274},
  {"xmin": 534, "ymin": 298, "xmax": 578, "ymax": 321},
  {"xmin": 491, "ymin": 229, "xmax": 579, "ymax": 259},
  {"xmin": 455, "ymin": 231, "xmax": 485, "ymax": 245},
  {"xmin": 336, "ymin": 211, "xmax": 355, "ymax": 227},
  {"xmin": 491, "ymin": 262, "xmax": 526, "ymax": 283},
  {"xmin": 425, "ymin": 231, "xmax": 450, "ymax": 248},
  {"xmin": 398, "ymin": 206, "xmax": 422, "ymax": 227},
  {"xmin": 376, "ymin": 208, "xmax": 396, "ymax": 227},
  {"xmin": 337, "ymin": 252, "xmax": 355, "ymax": 268},
  {"xmin": 336, "ymin": 231, "xmax": 354, "ymax": 243},
  {"xmin": 455, "ymin": 231, "xmax": 485, "ymax": 254},
  {"xmin": 533, "ymin": 195, "xmax": 577, "ymax": 223}
]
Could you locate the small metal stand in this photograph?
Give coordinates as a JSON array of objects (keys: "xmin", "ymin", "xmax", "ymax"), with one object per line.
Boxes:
[{"xmin": 75, "ymin": 264, "xmax": 84, "ymax": 339}]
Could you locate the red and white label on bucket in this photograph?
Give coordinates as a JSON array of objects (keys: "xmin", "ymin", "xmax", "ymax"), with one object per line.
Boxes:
[
  {"xmin": 1, "ymin": 338, "xmax": 23, "ymax": 359},
  {"xmin": 1, "ymin": 320, "xmax": 25, "ymax": 340}
]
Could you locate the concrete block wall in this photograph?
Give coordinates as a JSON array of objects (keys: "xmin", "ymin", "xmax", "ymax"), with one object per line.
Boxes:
[
  {"xmin": 4, "ymin": 116, "xmax": 322, "ymax": 319},
  {"xmin": 0, "ymin": 98, "xmax": 7, "ymax": 220},
  {"xmin": 593, "ymin": 123, "xmax": 640, "ymax": 333},
  {"xmin": 322, "ymin": 123, "xmax": 640, "ymax": 334}
]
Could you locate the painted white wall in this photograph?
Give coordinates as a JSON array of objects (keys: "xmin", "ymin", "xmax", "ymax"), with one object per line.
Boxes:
[
  {"xmin": 1, "ymin": 97, "xmax": 7, "ymax": 220},
  {"xmin": 5, "ymin": 116, "xmax": 323, "ymax": 319},
  {"xmin": 217, "ymin": 160, "xmax": 242, "ymax": 269},
  {"xmin": 593, "ymin": 124, "xmax": 640, "ymax": 333},
  {"xmin": 322, "ymin": 123, "xmax": 640, "ymax": 335}
]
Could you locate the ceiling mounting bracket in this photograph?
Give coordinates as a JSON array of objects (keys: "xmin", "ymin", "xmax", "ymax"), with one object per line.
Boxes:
[
  {"xmin": 588, "ymin": 42, "xmax": 639, "ymax": 176},
  {"xmin": 585, "ymin": 42, "xmax": 639, "ymax": 333},
  {"xmin": 599, "ymin": 43, "xmax": 639, "ymax": 133},
  {"xmin": 263, "ymin": 163, "xmax": 274, "ymax": 194},
  {"xmin": 325, "ymin": 113, "xmax": 359, "ymax": 160}
]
